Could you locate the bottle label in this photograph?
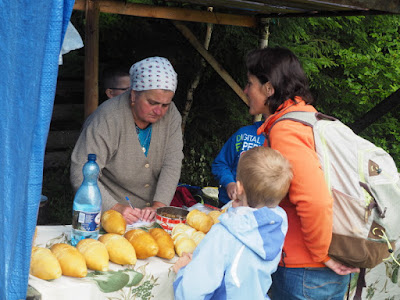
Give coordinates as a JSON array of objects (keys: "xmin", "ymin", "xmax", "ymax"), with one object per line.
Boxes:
[{"xmin": 72, "ymin": 210, "xmax": 101, "ymax": 232}]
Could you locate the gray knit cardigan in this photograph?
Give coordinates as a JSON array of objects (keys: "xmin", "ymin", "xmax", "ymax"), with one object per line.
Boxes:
[{"xmin": 70, "ymin": 91, "xmax": 184, "ymax": 212}]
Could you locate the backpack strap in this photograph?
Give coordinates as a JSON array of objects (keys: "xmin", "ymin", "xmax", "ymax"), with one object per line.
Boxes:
[
  {"xmin": 275, "ymin": 111, "xmax": 318, "ymax": 127},
  {"xmin": 266, "ymin": 111, "xmax": 336, "ymax": 146},
  {"xmin": 353, "ymin": 268, "xmax": 366, "ymax": 300},
  {"xmin": 278, "ymin": 111, "xmax": 337, "ymax": 125}
]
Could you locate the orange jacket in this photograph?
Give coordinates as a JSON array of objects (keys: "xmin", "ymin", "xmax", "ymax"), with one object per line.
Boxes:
[{"xmin": 258, "ymin": 98, "xmax": 332, "ymax": 268}]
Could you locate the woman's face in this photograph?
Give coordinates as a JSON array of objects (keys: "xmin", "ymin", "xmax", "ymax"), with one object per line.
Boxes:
[
  {"xmin": 130, "ymin": 89, "xmax": 175, "ymax": 128},
  {"xmin": 244, "ymin": 73, "xmax": 272, "ymax": 117}
]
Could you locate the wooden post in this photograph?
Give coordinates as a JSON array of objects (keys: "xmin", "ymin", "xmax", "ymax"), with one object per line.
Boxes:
[{"xmin": 84, "ymin": 0, "xmax": 100, "ymax": 119}]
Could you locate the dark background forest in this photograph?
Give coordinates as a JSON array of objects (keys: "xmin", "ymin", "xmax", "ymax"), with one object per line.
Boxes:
[{"xmin": 42, "ymin": 9, "xmax": 400, "ymax": 225}]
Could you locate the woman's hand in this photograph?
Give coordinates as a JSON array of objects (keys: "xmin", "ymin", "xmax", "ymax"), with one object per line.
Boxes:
[
  {"xmin": 324, "ymin": 259, "xmax": 360, "ymax": 275},
  {"xmin": 141, "ymin": 201, "xmax": 166, "ymax": 222},
  {"xmin": 111, "ymin": 203, "xmax": 142, "ymax": 225},
  {"xmin": 226, "ymin": 182, "xmax": 237, "ymax": 200},
  {"xmin": 141, "ymin": 207, "xmax": 156, "ymax": 222}
]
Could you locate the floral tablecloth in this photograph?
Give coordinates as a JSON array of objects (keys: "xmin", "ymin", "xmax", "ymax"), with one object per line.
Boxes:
[
  {"xmin": 29, "ymin": 226, "xmax": 400, "ymax": 300},
  {"xmin": 29, "ymin": 225, "xmax": 177, "ymax": 300}
]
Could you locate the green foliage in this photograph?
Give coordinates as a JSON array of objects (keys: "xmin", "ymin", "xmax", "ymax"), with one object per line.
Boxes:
[
  {"xmin": 181, "ymin": 15, "xmax": 400, "ymax": 185},
  {"xmin": 181, "ymin": 143, "xmax": 217, "ymax": 186},
  {"xmin": 267, "ymin": 15, "xmax": 400, "ymax": 166}
]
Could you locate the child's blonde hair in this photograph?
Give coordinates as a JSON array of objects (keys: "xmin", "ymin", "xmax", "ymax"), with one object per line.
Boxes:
[{"xmin": 236, "ymin": 146, "xmax": 292, "ymax": 208}]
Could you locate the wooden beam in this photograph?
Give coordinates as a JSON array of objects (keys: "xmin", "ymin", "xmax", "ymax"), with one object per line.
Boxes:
[
  {"xmin": 173, "ymin": 0, "xmax": 332, "ymax": 13},
  {"xmin": 173, "ymin": 21, "xmax": 248, "ymax": 106},
  {"xmin": 258, "ymin": 9, "xmax": 395, "ymax": 18},
  {"xmin": 173, "ymin": 0, "xmax": 400, "ymax": 14},
  {"xmin": 170, "ymin": 0, "xmax": 300, "ymax": 13},
  {"xmin": 73, "ymin": 0, "xmax": 258, "ymax": 28},
  {"xmin": 84, "ymin": 0, "xmax": 100, "ymax": 119},
  {"xmin": 304, "ymin": 0, "xmax": 400, "ymax": 14}
]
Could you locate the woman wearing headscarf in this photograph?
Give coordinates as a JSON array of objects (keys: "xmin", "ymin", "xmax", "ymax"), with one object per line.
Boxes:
[
  {"xmin": 71, "ymin": 57, "xmax": 183, "ymax": 224},
  {"xmin": 243, "ymin": 47, "xmax": 359, "ymax": 299}
]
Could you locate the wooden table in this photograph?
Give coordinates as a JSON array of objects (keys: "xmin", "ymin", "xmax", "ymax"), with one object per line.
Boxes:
[{"xmin": 29, "ymin": 225, "xmax": 177, "ymax": 300}]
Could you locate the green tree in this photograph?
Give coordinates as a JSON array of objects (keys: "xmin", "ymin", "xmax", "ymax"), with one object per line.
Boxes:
[{"xmin": 268, "ymin": 15, "xmax": 400, "ymax": 166}]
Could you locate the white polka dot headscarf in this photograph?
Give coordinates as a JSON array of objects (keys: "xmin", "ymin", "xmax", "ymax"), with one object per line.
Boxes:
[{"xmin": 129, "ymin": 57, "xmax": 178, "ymax": 93}]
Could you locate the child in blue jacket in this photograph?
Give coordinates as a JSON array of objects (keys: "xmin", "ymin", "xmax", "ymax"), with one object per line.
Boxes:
[
  {"xmin": 173, "ymin": 146, "xmax": 292, "ymax": 300},
  {"xmin": 212, "ymin": 121, "xmax": 265, "ymax": 206}
]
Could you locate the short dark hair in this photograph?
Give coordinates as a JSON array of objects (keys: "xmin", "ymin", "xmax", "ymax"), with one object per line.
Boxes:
[
  {"xmin": 102, "ymin": 67, "xmax": 129, "ymax": 90},
  {"xmin": 246, "ymin": 47, "xmax": 314, "ymax": 114}
]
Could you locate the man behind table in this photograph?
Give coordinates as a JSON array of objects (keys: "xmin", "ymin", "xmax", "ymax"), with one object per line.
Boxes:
[
  {"xmin": 70, "ymin": 57, "xmax": 183, "ymax": 224},
  {"xmin": 102, "ymin": 67, "xmax": 130, "ymax": 100}
]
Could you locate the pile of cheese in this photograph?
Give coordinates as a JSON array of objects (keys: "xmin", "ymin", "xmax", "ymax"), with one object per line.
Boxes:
[
  {"xmin": 30, "ymin": 210, "xmax": 175, "ymax": 280},
  {"xmin": 30, "ymin": 208, "xmax": 226, "ymax": 280},
  {"xmin": 171, "ymin": 209, "xmax": 223, "ymax": 256}
]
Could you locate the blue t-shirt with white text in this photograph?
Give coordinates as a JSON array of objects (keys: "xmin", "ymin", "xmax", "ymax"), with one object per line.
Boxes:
[{"xmin": 211, "ymin": 121, "xmax": 265, "ymax": 204}]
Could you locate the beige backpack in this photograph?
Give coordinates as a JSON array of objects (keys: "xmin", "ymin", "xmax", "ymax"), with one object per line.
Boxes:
[{"xmin": 270, "ymin": 111, "xmax": 400, "ymax": 269}]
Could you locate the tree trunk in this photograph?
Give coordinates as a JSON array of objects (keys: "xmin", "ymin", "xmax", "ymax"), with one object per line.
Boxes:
[
  {"xmin": 179, "ymin": 7, "xmax": 214, "ymax": 138},
  {"xmin": 254, "ymin": 18, "xmax": 270, "ymax": 123}
]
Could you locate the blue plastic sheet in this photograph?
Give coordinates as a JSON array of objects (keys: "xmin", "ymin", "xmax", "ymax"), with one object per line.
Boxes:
[{"xmin": 0, "ymin": 1, "xmax": 74, "ymax": 299}]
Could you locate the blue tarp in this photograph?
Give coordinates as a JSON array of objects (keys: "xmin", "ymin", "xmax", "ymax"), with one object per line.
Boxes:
[{"xmin": 0, "ymin": 0, "xmax": 74, "ymax": 299}]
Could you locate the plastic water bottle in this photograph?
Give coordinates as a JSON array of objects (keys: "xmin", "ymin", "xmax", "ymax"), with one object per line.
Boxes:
[{"xmin": 71, "ymin": 154, "xmax": 102, "ymax": 246}]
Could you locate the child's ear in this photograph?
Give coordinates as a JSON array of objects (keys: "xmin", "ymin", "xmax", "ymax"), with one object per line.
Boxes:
[{"xmin": 236, "ymin": 181, "xmax": 244, "ymax": 196}]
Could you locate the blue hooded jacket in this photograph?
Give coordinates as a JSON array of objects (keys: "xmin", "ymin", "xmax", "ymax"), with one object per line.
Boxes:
[
  {"xmin": 173, "ymin": 206, "xmax": 288, "ymax": 300},
  {"xmin": 212, "ymin": 122, "xmax": 265, "ymax": 204}
]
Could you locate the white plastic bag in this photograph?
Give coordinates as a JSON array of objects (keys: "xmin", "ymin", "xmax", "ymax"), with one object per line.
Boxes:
[{"xmin": 59, "ymin": 22, "xmax": 84, "ymax": 65}]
